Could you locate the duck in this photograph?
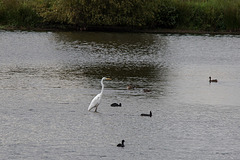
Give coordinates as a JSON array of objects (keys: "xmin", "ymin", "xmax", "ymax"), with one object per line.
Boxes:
[
  {"xmin": 111, "ymin": 103, "xmax": 122, "ymax": 107},
  {"xmin": 143, "ymin": 89, "xmax": 151, "ymax": 92},
  {"xmin": 127, "ymin": 85, "xmax": 135, "ymax": 90},
  {"xmin": 117, "ymin": 140, "xmax": 125, "ymax": 147},
  {"xmin": 141, "ymin": 111, "xmax": 152, "ymax": 117},
  {"xmin": 209, "ymin": 76, "xmax": 218, "ymax": 83}
]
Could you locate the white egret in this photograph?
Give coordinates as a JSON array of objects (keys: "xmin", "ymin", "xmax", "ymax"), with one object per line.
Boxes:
[{"xmin": 88, "ymin": 77, "xmax": 111, "ymax": 112}]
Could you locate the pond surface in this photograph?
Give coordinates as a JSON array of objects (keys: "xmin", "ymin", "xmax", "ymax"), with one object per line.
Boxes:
[{"xmin": 1, "ymin": 30, "xmax": 240, "ymax": 159}]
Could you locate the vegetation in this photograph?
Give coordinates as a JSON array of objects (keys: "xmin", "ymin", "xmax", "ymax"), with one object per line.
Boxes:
[
  {"xmin": 0, "ymin": 0, "xmax": 240, "ymax": 32},
  {"xmin": 0, "ymin": 0, "xmax": 41, "ymax": 27}
]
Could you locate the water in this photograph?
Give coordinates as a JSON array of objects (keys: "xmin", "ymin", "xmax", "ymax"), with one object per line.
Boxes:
[{"xmin": 1, "ymin": 30, "xmax": 240, "ymax": 160}]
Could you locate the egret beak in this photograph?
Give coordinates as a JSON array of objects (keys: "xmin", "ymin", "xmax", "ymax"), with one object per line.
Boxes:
[{"xmin": 106, "ymin": 78, "xmax": 111, "ymax": 80}]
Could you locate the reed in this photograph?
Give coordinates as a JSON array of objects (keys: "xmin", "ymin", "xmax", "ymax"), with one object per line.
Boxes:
[
  {"xmin": 0, "ymin": 0, "xmax": 40, "ymax": 27},
  {"xmin": 173, "ymin": 0, "xmax": 240, "ymax": 31},
  {"xmin": 222, "ymin": 0, "xmax": 240, "ymax": 31}
]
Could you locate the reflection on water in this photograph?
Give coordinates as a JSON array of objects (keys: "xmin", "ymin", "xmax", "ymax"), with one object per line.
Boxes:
[
  {"xmin": 50, "ymin": 32, "xmax": 170, "ymax": 100},
  {"xmin": 1, "ymin": 31, "xmax": 240, "ymax": 159},
  {"xmin": 43, "ymin": 32, "xmax": 170, "ymax": 98},
  {"xmin": 54, "ymin": 32, "xmax": 166, "ymax": 50},
  {"xmin": 52, "ymin": 32, "xmax": 169, "ymax": 71}
]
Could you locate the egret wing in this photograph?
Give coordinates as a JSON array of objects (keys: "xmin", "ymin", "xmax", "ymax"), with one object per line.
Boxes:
[{"xmin": 88, "ymin": 93, "xmax": 101, "ymax": 111}]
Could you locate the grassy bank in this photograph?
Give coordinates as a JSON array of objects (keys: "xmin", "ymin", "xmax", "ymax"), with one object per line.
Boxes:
[{"xmin": 0, "ymin": 0, "xmax": 240, "ymax": 32}]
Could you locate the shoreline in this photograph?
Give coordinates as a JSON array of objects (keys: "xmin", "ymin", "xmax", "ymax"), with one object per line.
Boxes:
[{"xmin": 1, "ymin": 25, "xmax": 240, "ymax": 35}]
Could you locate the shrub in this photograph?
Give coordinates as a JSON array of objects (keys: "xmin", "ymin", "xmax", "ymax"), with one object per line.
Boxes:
[
  {"xmin": 0, "ymin": 0, "xmax": 41, "ymax": 27},
  {"xmin": 155, "ymin": 0, "xmax": 178, "ymax": 28}
]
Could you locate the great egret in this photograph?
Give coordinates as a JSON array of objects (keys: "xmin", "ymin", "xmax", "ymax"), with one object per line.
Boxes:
[
  {"xmin": 141, "ymin": 111, "xmax": 152, "ymax": 117},
  {"xmin": 209, "ymin": 76, "xmax": 218, "ymax": 83},
  {"xmin": 88, "ymin": 77, "xmax": 111, "ymax": 112},
  {"xmin": 117, "ymin": 140, "xmax": 125, "ymax": 147}
]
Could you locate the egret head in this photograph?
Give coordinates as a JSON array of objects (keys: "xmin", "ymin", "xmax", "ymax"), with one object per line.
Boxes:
[{"xmin": 103, "ymin": 77, "xmax": 111, "ymax": 80}]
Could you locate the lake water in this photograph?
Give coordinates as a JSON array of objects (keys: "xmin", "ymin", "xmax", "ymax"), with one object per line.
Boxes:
[{"xmin": 1, "ymin": 30, "xmax": 240, "ymax": 160}]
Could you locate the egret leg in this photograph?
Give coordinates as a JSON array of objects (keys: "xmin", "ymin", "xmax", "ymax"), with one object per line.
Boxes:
[{"xmin": 95, "ymin": 107, "xmax": 97, "ymax": 112}]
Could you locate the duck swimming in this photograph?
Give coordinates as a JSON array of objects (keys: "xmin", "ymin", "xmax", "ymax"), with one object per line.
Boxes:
[
  {"xmin": 127, "ymin": 85, "xmax": 135, "ymax": 90},
  {"xmin": 117, "ymin": 140, "xmax": 125, "ymax": 147},
  {"xmin": 111, "ymin": 103, "xmax": 122, "ymax": 107},
  {"xmin": 143, "ymin": 89, "xmax": 151, "ymax": 92},
  {"xmin": 209, "ymin": 76, "xmax": 218, "ymax": 83},
  {"xmin": 141, "ymin": 111, "xmax": 152, "ymax": 117}
]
